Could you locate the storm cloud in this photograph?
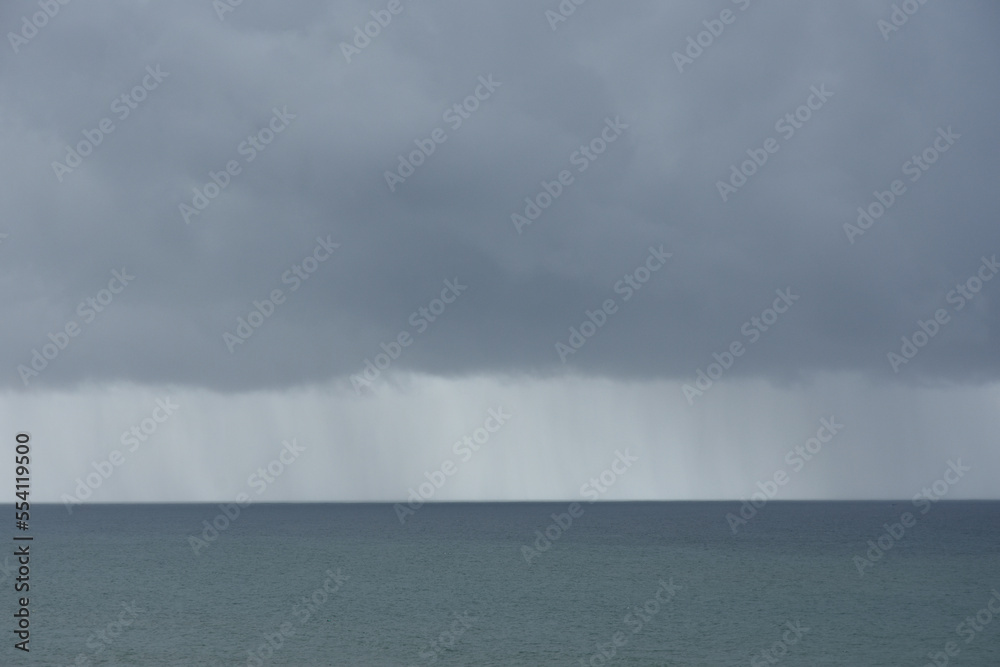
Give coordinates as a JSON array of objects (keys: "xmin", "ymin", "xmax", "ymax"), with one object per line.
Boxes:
[{"xmin": 1, "ymin": 0, "xmax": 998, "ymax": 502}]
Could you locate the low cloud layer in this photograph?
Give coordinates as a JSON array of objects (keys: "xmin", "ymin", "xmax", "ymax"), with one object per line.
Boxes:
[
  {"xmin": 3, "ymin": 1, "xmax": 999, "ymax": 503},
  {"xmin": 2, "ymin": 0, "xmax": 997, "ymax": 392}
]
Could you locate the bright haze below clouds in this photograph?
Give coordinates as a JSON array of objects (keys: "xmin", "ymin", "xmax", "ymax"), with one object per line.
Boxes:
[{"xmin": 0, "ymin": 0, "xmax": 998, "ymax": 504}]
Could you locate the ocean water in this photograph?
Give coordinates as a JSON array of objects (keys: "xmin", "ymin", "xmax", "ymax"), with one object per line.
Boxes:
[{"xmin": 9, "ymin": 502, "xmax": 1000, "ymax": 666}]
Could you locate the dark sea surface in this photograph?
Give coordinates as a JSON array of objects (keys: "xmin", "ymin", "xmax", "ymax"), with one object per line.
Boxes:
[{"xmin": 7, "ymin": 502, "xmax": 1000, "ymax": 666}]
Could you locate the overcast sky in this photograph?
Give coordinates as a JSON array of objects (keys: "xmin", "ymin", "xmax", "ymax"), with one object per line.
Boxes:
[{"xmin": 2, "ymin": 0, "xmax": 998, "ymax": 504}]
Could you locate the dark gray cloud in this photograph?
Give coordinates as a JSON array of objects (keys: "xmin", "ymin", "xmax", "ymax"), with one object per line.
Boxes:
[{"xmin": 2, "ymin": 0, "xmax": 999, "ymax": 392}]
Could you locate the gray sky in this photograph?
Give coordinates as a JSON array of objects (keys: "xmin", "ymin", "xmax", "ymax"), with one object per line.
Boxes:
[{"xmin": 2, "ymin": 0, "xmax": 998, "ymax": 503}]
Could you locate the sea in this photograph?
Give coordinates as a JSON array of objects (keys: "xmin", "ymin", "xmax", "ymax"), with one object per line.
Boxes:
[{"xmin": 7, "ymin": 501, "xmax": 1000, "ymax": 666}]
